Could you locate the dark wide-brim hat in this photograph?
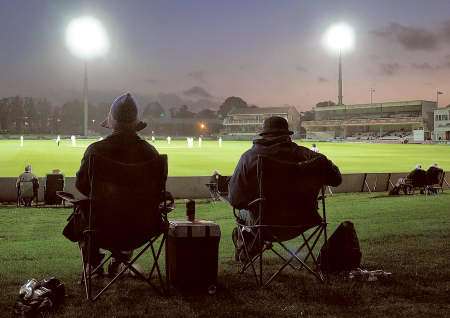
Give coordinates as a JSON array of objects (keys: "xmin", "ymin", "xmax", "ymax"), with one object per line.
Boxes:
[
  {"xmin": 101, "ymin": 93, "xmax": 147, "ymax": 132},
  {"xmin": 259, "ymin": 116, "xmax": 293, "ymax": 136}
]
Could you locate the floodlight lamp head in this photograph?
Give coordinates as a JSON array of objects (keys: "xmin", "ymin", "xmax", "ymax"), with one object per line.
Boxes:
[
  {"xmin": 65, "ymin": 16, "xmax": 109, "ymax": 59},
  {"xmin": 323, "ymin": 23, "xmax": 354, "ymax": 53}
]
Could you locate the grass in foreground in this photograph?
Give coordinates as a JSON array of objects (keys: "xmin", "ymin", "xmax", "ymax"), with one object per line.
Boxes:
[
  {"xmin": 0, "ymin": 139, "xmax": 449, "ymax": 177},
  {"xmin": 0, "ymin": 193, "xmax": 449, "ymax": 317}
]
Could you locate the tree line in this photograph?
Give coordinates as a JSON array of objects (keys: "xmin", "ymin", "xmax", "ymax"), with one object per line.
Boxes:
[{"xmin": 0, "ymin": 95, "xmax": 253, "ymax": 135}]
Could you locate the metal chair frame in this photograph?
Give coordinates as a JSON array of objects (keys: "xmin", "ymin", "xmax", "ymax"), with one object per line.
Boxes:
[
  {"xmin": 233, "ymin": 155, "xmax": 328, "ymax": 287},
  {"xmin": 80, "ymin": 154, "xmax": 169, "ymax": 301}
]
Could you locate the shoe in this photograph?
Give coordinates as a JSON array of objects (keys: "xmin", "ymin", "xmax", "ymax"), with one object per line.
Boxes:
[{"xmin": 108, "ymin": 259, "xmax": 144, "ymax": 278}]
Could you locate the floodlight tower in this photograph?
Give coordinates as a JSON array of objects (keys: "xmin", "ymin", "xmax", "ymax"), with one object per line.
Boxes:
[
  {"xmin": 323, "ymin": 23, "xmax": 355, "ymax": 105},
  {"xmin": 65, "ymin": 16, "xmax": 109, "ymax": 136}
]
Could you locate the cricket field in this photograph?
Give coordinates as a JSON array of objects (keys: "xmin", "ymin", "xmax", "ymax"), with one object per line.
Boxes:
[{"xmin": 1, "ymin": 138, "xmax": 449, "ymax": 177}]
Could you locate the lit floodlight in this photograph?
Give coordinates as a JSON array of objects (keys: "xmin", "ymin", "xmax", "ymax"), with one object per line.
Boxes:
[
  {"xmin": 323, "ymin": 23, "xmax": 354, "ymax": 53},
  {"xmin": 66, "ymin": 16, "xmax": 109, "ymax": 59}
]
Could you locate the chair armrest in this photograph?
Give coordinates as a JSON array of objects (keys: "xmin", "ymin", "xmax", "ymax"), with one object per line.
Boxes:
[
  {"xmin": 247, "ymin": 197, "xmax": 265, "ymax": 207},
  {"xmin": 56, "ymin": 191, "xmax": 89, "ymax": 204}
]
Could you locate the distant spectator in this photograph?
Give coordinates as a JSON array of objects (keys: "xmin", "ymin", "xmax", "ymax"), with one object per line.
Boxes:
[
  {"xmin": 44, "ymin": 169, "xmax": 65, "ymax": 205},
  {"xmin": 426, "ymin": 163, "xmax": 444, "ymax": 194},
  {"xmin": 406, "ymin": 164, "xmax": 428, "ymax": 192},
  {"xmin": 16, "ymin": 165, "xmax": 39, "ymax": 206}
]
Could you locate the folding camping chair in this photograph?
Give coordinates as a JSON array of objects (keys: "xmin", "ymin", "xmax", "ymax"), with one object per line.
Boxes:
[
  {"xmin": 61, "ymin": 153, "xmax": 170, "ymax": 301},
  {"xmin": 17, "ymin": 181, "xmax": 35, "ymax": 207},
  {"xmin": 425, "ymin": 169, "xmax": 446, "ymax": 195},
  {"xmin": 233, "ymin": 155, "xmax": 328, "ymax": 287},
  {"xmin": 44, "ymin": 173, "xmax": 65, "ymax": 205},
  {"xmin": 205, "ymin": 175, "xmax": 229, "ymax": 202}
]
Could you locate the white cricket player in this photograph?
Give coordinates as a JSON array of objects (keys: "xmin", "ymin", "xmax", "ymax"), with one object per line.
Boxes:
[
  {"xmin": 20, "ymin": 136, "xmax": 24, "ymax": 147},
  {"xmin": 151, "ymin": 136, "xmax": 155, "ymax": 142},
  {"xmin": 187, "ymin": 137, "xmax": 193, "ymax": 148},
  {"xmin": 71, "ymin": 135, "xmax": 76, "ymax": 147},
  {"xmin": 56, "ymin": 135, "xmax": 61, "ymax": 147},
  {"xmin": 198, "ymin": 137, "xmax": 202, "ymax": 148},
  {"xmin": 167, "ymin": 136, "xmax": 171, "ymax": 145},
  {"xmin": 311, "ymin": 143, "xmax": 319, "ymax": 153},
  {"xmin": 218, "ymin": 137, "xmax": 222, "ymax": 147}
]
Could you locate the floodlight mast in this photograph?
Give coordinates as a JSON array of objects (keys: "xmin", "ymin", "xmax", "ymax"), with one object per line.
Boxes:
[
  {"xmin": 83, "ymin": 62, "xmax": 88, "ymax": 137},
  {"xmin": 65, "ymin": 16, "xmax": 109, "ymax": 136},
  {"xmin": 323, "ymin": 23, "xmax": 354, "ymax": 106}
]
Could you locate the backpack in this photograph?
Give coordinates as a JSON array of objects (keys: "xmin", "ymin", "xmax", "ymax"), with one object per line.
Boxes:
[
  {"xmin": 318, "ymin": 221, "xmax": 362, "ymax": 273},
  {"xmin": 13, "ymin": 277, "xmax": 65, "ymax": 318}
]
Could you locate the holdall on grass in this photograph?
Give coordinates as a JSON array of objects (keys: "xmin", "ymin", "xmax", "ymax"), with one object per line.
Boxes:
[{"xmin": 318, "ymin": 221, "xmax": 362, "ymax": 273}]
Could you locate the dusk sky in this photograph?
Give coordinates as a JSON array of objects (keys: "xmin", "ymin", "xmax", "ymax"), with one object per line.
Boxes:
[{"xmin": 2, "ymin": 0, "xmax": 450, "ymax": 110}]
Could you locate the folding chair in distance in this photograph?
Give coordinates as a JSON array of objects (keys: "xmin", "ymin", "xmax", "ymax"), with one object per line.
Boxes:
[
  {"xmin": 205, "ymin": 175, "xmax": 229, "ymax": 202},
  {"xmin": 234, "ymin": 155, "xmax": 329, "ymax": 287},
  {"xmin": 17, "ymin": 181, "xmax": 35, "ymax": 207},
  {"xmin": 61, "ymin": 153, "xmax": 170, "ymax": 301},
  {"xmin": 425, "ymin": 169, "xmax": 446, "ymax": 195},
  {"xmin": 44, "ymin": 173, "xmax": 65, "ymax": 206}
]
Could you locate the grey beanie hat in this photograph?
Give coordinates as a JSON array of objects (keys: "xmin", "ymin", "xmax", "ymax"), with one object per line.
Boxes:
[{"xmin": 101, "ymin": 93, "xmax": 147, "ymax": 131}]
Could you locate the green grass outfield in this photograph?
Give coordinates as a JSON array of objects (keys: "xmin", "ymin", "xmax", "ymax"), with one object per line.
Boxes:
[
  {"xmin": 1, "ymin": 139, "xmax": 450, "ymax": 177},
  {"xmin": 0, "ymin": 193, "xmax": 449, "ymax": 317}
]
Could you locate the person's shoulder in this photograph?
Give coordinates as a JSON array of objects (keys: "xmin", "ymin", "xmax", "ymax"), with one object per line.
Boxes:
[{"xmin": 139, "ymin": 136, "xmax": 159, "ymax": 154}]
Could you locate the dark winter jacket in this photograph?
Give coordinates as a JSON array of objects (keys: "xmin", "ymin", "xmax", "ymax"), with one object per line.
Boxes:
[
  {"xmin": 76, "ymin": 131, "xmax": 159, "ymax": 196},
  {"xmin": 228, "ymin": 136, "xmax": 342, "ymax": 211}
]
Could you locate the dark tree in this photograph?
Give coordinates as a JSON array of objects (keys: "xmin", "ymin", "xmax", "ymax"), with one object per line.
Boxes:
[
  {"xmin": 143, "ymin": 101, "xmax": 166, "ymax": 119},
  {"xmin": 23, "ymin": 97, "xmax": 37, "ymax": 132},
  {"xmin": 173, "ymin": 105, "xmax": 195, "ymax": 118},
  {"xmin": 35, "ymin": 98, "xmax": 52, "ymax": 133},
  {"xmin": 61, "ymin": 100, "xmax": 83, "ymax": 134},
  {"xmin": 0, "ymin": 98, "xmax": 9, "ymax": 132},
  {"xmin": 196, "ymin": 108, "xmax": 216, "ymax": 118},
  {"xmin": 9, "ymin": 96, "xmax": 25, "ymax": 133},
  {"xmin": 218, "ymin": 96, "xmax": 248, "ymax": 117}
]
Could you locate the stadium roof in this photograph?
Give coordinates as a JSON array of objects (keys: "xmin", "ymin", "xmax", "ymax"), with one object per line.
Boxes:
[
  {"xmin": 228, "ymin": 106, "xmax": 293, "ymax": 115},
  {"xmin": 314, "ymin": 100, "xmax": 436, "ymax": 112}
]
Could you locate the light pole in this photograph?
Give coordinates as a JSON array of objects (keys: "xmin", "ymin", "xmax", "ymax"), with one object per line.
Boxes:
[
  {"xmin": 370, "ymin": 88, "xmax": 375, "ymax": 104},
  {"xmin": 66, "ymin": 16, "xmax": 109, "ymax": 136},
  {"xmin": 436, "ymin": 90, "xmax": 443, "ymax": 107},
  {"xmin": 324, "ymin": 23, "xmax": 355, "ymax": 105}
]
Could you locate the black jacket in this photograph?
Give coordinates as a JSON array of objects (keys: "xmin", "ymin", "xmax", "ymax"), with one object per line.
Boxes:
[
  {"xmin": 76, "ymin": 131, "xmax": 159, "ymax": 196},
  {"xmin": 228, "ymin": 136, "xmax": 342, "ymax": 209}
]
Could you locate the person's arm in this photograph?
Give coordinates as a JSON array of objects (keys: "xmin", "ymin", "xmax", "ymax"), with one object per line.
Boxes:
[
  {"xmin": 228, "ymin": 155, "xmax": 254, "ymax": 209},
  {"xmin": 294, "ymin": 146, "xmax": 342, "ymax": 187},
  {"xmin": 75, "ymin": 146, "xmax": 93, "ymax": 196}
]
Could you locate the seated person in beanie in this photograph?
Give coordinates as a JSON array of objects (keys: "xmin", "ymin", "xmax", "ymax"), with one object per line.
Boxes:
[
  {"xmin": 228, "ymin": 116, "xmax": 342, "ymax": 259},
  {"xmin": 426, "ymin": 163, "xmax": 443, "ymax": 185},
  {"xmin": 16, "ymin": 165, "xmax": 39, "ymax": 207},
  {"xmin": 72, "ymin": 92, "xmax": 159, "ymax": 276},
  {"xmin": 405, "ymin": 164, "xmax": 428, "ymax": 188}
]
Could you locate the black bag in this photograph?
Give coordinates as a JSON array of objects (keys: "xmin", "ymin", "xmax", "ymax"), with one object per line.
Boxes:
[
  {"xmin": 13, "ymin": 277, "xmax": 65, "ymax": 318},
  {"xmin": 318, "ymin": 221, "xmax": 362, "ymax": 273}
]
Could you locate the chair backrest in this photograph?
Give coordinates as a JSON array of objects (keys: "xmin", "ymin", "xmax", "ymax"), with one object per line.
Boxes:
[
  {"xmin": 217, "ymin": 176, "xmax": 229, "ymax": 194},
  {"xmin": 426, "ymin": 167, "xmax": 444, "ymax": 186},
  {"xmin": 45, "ymin": 174, "xmax": 64, "ymax": 204},
  {"xmin": 19, "ymin": 181, "xmax": 34, "ymax": 198},
  {"xmin": 88, "ymin": 153, "xmax": 168, "ymax": 250},
  {"xmin": 256, "ymin": 155, "xmax": 323, "ymax": 239}
]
